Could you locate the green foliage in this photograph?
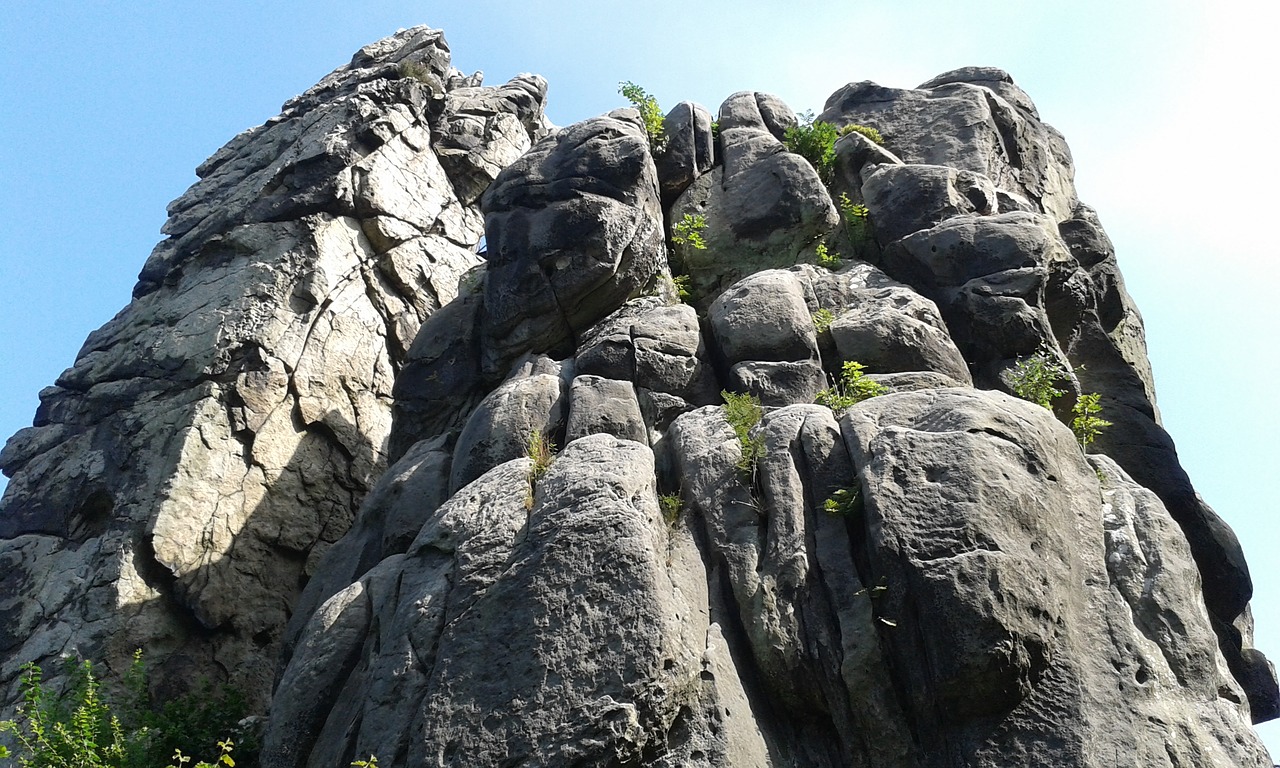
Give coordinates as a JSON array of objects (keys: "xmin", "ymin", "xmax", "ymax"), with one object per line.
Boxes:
[
  {"xmin": 1071, "ymin": 392, "xmax": 1112, "ymax": 449},
  {"xmin": 671, "ymin": 213, "xmax": 707, "ymax": 251},
  {"xmin": 619, "ymin": 81, "xmax": 666, "ymax": 152},
  {"xmin": 167, "ymin": 739, "xmax": 235, "ymax": 768},
  {"xmin": 720, "ymin": 390, "xmax": 765, "ymax": 473},
  {"xmin": 822, "ymin": 487, "xmax": 861, "ymax": 517},
  {"xmin": 813, "ymin": 243, "xmax": 842, "ymax": 270},
  {"xmin": 670, "ymin": 274, "xmax": 693, "ymax": 303},
  {"xmin": 0, "ymin": 653, "xmax": 252, "ymax": 768},
  {"xmin": 812, "ymin": 308, "xmax": 835, "ymax": 334},
  {"xmin": 658, "ymin": 493, "xmax": 683, "ymax": 526},
  {"xmin": 397, "ymin": 59, "xmax": 434, "ymax": 85},
  {"xmin": 0, "ymin": 660, "xmax": 128, "ymax": 768},
  {"xmin": 709, "ymin": 120, "xmax": 721, "ymax": 139},
  {"xmin": 524, "ymin": 429, "xmax": 556, "ymax": 508},
  {"xmin": 784, "ymin": 111, "xmax": 840, "ymax": 186},
  {"xmin": 838, "ymin": 192, "xmax": 872, "ymax": 254},
  {"xmin": 816, "ymin": 361, "xmax": 889, "ymax": 415},
  {"xmin": 351, "ymin": 757, "xmax": 378, "ymax": 768},
  {"xmin": 1008, "ymin": 348, "xmax": 1068, "ymax": 409},
  {"xmin": 839, "ymin": 123, "xmax": 883, "ymax": 145}
]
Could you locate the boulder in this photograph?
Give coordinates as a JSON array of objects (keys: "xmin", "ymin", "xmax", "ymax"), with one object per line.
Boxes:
[
  {"xmin": 480, "ymin": 111, "xmax": 667, "ymax": 378},
  {"xmin": 820, "ymin": 69, "xmax": 1077, "ymax": 221},
  {"xmin": 656, "ymin": 100, "xmax": 715, "ymax": 205}
]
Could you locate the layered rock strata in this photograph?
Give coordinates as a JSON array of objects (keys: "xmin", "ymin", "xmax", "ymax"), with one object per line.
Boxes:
[{"xmin": 0, "ymin": 27, "xmax": 548, "ymax": 709}]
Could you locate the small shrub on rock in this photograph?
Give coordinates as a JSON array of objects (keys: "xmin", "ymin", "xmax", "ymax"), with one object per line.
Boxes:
[
  {"xmin": 812, "ymin": 308, "xmax": 835, "ymax": 333},
  {"xmin": 619, "ymin": 81, "xmax": 666, "ymax": 152},
  {"xmin": 813, "ymin": 243, "xmax": 842, "ymax": 270},
  {"xmin": 1008, "ymin": 347, "xmax": 1068, "ymax": 409},
  {"xmin": 658, "ymin": 493, "xmax": 683, "ymax": 525},
  {"xmin": 0, "ymin": 652, "xmax": 254, "ymax": 768},
  {"xmin": 784, "ymin": 111, "xmax": 839, "ymax": 186},
  {"xmin": 671, "ymin": 213, "xmax": 707, "ymax": 251},
  {"xmin": 838, "ymin": 193, "xmax": 873, "ymax": 253},
  {"xmin": 524, "ymin": 429, "xmax": 556, "ymax": 509},
  {"xmin": 822, "ymin": 486, "xmax": 861, "ymax": 517},
  {"xmin": 840, "ymin": 123, "xmax": 883, "ymax": 145},
  {"xmin": 1071, "ymin": 392, "xmax": 1112, "ymax": 449},
  {"xmin": 816, "ymin": 361, "xmax": 888, "ymax": 415},
  {"xmin": 721, "ymin": 390, "xmax": 764, "ymax": 474}
]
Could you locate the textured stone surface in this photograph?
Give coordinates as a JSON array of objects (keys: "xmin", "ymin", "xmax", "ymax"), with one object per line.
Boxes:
[
  {"xmin": 669, "ymin": 92, "xmax": 839, "ymax": 304},
  {"xmin": 2, "ymin": 35, "xmax": 1274, "ymax": 767},
  {"xmin": 656, "ymin": 100, "xmax": 715, "ymax": 205},
  {"xmin": 821, "ymin": 68, "xmax": 1077, "ymax": 221},
  {"xmin": 0, "ymin": 26, "xmax": 544, "ymax": 710},
  {"xmin": 266, "ymin": 435, "xmax": 768, "ymax": 768},
  {"xmin": 479, "ymin": 111, "xmax": 667, "ymax": 378}
]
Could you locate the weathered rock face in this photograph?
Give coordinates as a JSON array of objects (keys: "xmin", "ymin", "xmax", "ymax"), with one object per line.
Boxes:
[
  {"xmin": 0, "ymin": 27, "xmax": 547, "ymax": 710},
  {"xmin": 2, "ymin": 29, "xmax": 1275, "ymax": 768}
]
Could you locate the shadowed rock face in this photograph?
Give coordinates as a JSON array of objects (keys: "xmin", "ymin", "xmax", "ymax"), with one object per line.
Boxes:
[{"xmin": 2, "ymin": 28, "xmax": 1275, "ymax": 767}]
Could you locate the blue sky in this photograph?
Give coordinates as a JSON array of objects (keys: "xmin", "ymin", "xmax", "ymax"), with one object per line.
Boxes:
[{"xmin": 3, "ymin": 0, "xmax": 1277, "ymax": 750}]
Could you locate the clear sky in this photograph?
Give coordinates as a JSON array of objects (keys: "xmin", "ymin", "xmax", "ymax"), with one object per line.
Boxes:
[{"xmin": 3, "ymin": 0, "xmax": 1277, "ymax": 752}]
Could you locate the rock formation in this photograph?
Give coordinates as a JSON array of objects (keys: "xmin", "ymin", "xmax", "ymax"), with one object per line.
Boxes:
[{"xmin": 2, "ymin": 28, "xmax": 1275, "ymax": 768}]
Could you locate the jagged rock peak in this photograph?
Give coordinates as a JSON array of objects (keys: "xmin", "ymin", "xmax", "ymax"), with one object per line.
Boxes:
[
  {"xmin": 0, "ymin": 25, "xmax": 548, "ymax": 718},
  {"xmin": 1, "ymin": 28, "xmax": 1275, "ymax": 768}
]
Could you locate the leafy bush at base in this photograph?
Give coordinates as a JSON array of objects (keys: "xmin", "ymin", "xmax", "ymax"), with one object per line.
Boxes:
[{"xmin": 0, "ymin": 653, "xmax": 257, "ymax": 768}]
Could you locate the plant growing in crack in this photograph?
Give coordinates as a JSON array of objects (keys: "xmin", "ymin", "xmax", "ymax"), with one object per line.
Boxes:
[
  {"xmin": 813, "ymin": 242, "xmax": 842, "ymax": 270},
  {"xmin": 671, "ymin": 213, "xmax": 707, "ymax": 251},
  {"xmin": 524, "ymin": 429, "xmax": 556, "ymax": 510},
  {"xmin": 1071, "ymin": 392, "xmax": 1112, "ymax": 449},
  {"xmin": 812, "ymin": 308, "xmax": 836, "ymax": 334},
  {"xmin": 816, "ymin": 361, "xmax": 888, "ymax": 415},
  {"xmin": 838, "ymin": 192, "xmax": 873, "ymax": 255},
  {"xmin": 1008, "ymin": 347, "xmax": 1068, "ymax": 409},
  {"xmin": 658, "ymin": 493, "xmax": 683, "ymax": 526},
  {"xmin": 720, "ymin": 390, "xmax": 764, "ymax": 477},
  {"xmin": 619, "ymin": 81, "xmax": 666, "ymax": 152},
  {"xmin": 1008, "ymin": 347, "xmax": 1112, "ymax": 451},
  {"xmin": 822, "ymin": 486, "xmax": 861, "ymax": 517}
]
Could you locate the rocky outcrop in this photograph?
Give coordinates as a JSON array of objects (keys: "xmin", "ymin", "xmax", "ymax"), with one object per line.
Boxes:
[
  {"xmin": 2, "ymin": 29, "xmax": 1274, "ymax": 768},
  {"xmin": 0, "ymin": 27, "xmax": 547, "ymax": 709}
]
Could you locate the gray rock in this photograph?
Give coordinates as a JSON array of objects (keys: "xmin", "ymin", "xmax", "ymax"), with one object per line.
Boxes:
[
  {"xmin": 709, "ymin": 269, "xmax": 818, "ymax": 366},
  {"xmin": 656, "ymin": 101, "xmax": 715, "ymax": 205},
  {"xmin": 669, "ymin": 93, "xmax": 838, "ymax": 304},
  {"xmin": 885, "ymin": 211, "xmax": 1073, "ymax": 385},
  {"xmin": 830, "ymin": 130, "xmax": 903, "ymax": 205},
  {"xmin": 5, "ymin": 35, "xmax": 1276, "ymax": 766},
  {"xmin": 0, "ymin": 25, "xmax": 543, "ymax": 712},
  {"xmin": 860, "ymin": 163, "xmax": 997, "ymax": 245},
  {"xmin": 267, "ymin": 435, "xmax": 768, "ymax": 767},
  {"xmin": 1045, "ymin": 204, "xmax": 1269, "ymax": 707},
  {"xmin": 565, "ymin": 375, "xmax": 647, "ymax": 444},
  {"xmin": 448, "ymin": 358, "xmax": 569, "ymax": 493},
  {"xmin": 480, "ymin": 111, "xmax": 666, "ymax": 378},
  {"xmin": 828, "ymin": 283, "xmax": 972, "ymax": 384},
  {"xmin": 729, "ymin": 360, "xmax": 828, "ymax": 408},
  {"xmin": 839, "ymin": 388, "xmax": 1269, "ymax": 764},
  {"xmin": 820, "ymin": 71, "xmax": 1077, "ymax": 221}
]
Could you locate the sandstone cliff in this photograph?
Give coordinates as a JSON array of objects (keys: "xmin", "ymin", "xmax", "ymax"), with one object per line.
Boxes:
[{"xmin": 1, "ymin": 27, "xmax": 1275, "ymax": 767}]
